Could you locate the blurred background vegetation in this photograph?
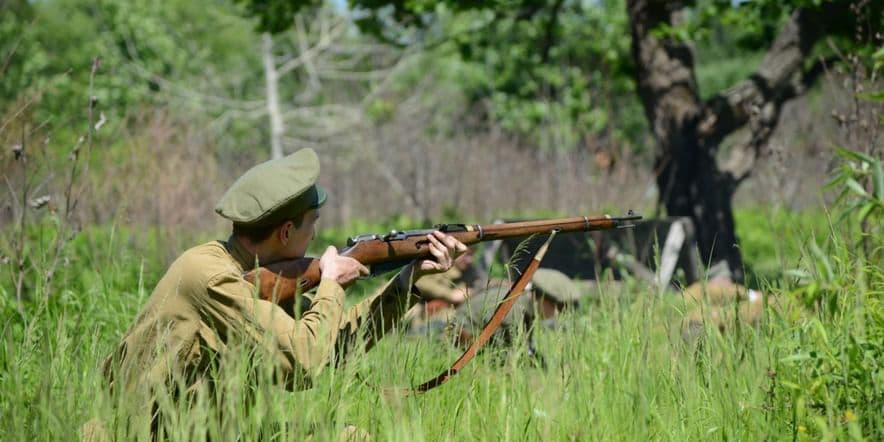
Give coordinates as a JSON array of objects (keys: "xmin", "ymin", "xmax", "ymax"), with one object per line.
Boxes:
[
  {"xmin": 1, "ymin": 0, "xmax": 877, "ymax": 221},
  {"xmin": 1, "ymin": 0, "xmax": 878, "ymax": 281}
]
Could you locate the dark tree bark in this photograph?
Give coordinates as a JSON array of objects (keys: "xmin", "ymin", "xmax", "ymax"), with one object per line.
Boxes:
[{"xmin": 626, "ymin": 0, "xmax": 840, "ymax": 282}]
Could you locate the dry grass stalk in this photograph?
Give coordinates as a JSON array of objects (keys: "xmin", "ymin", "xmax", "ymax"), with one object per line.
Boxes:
[{"xmin": 42, "ymin": 58, "xmax": 103, "ymax": 298}]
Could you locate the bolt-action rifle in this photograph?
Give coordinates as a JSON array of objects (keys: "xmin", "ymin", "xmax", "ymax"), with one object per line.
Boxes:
[{"xmin": 244, "ymin": 212, "xmax": 641, "ymax": 306}]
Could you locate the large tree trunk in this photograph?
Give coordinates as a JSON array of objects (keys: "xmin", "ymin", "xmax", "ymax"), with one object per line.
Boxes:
[{"xmin": 626, "ymin": 0, "xmax": 836, "ymax": 282}]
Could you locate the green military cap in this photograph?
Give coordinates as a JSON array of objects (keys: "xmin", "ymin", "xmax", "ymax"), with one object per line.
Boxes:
[
  {"xmin": 531, "ymin": 268, "xmax": 582, "ymax": 304},
  {"xmin": 215, "ymin": 148, "xmax": 327, "ymax": 226}
]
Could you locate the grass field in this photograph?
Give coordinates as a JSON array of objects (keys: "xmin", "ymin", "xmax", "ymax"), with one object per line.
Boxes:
[{"xmin": 1, "ymin": 207, "xmax": 881, "ymax": 441}]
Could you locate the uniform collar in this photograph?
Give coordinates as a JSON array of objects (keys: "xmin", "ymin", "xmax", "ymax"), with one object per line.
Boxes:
[{"xmin": 224, "ymin": 235, "xmax": 258, "ymax": 272}]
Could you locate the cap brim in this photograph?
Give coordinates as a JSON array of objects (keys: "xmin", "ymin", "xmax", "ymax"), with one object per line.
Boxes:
[{"xmin": 312, "ymin": 183, "xmax": 327, "ymax": 209}]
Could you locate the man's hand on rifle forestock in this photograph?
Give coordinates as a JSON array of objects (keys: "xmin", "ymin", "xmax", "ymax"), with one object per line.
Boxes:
[
  {"xmin": 319, "ymin": 246, "xmax": 369, "ymax": 288},
  {"xmin": 414, "ymin": 231, "xmax": 468, "ymax": 279}
]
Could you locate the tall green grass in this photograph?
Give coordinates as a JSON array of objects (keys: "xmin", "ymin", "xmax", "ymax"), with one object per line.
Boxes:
[{"xmin": 1, "ymin": 208, "xmax": 880, "ymax": 440}]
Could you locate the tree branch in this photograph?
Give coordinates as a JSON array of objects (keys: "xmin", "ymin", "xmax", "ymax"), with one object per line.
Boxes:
[
  {"xmin": 719, "ymin": 54, "xmax": 839, "ymax": 186},
  {"xmin": 697, "ymin": 8, "xmax": 830, "ymax": 145}
]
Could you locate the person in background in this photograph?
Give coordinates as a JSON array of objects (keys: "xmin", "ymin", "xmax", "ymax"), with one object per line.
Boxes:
[
  {"xmin": 680, "ymin": 261, "xmax": 767, "ymax": 340},
  {"xmin": 404, "ymin": 247, "xmax": 479, "ymax": 335},
  {"xmin": 449, "ymin": 267, "xmax": 584, "ymax": 352}
]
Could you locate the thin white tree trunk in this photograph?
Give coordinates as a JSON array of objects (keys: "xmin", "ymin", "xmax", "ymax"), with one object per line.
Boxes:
[{"xmin": 262, "ymin": 33, "xmax": 285, "ymax": 159}]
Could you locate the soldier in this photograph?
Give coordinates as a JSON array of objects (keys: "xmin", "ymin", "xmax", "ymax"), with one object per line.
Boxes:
[
  {"xmin": 449, "ymin": 282, "xmax": 531, "ymax": 349},
  {"xmin": 405, "ymin": 247, "xmax": 478, "ymax": 335},
  {"xmin": 96, "ymin": 148, "xmax": 466, "ymax": 437},
  {"xmin": 449, "ymin": 268, "xmax": 583, "ymax": 350},
  {"xmin": 529, "ymin": 268, "xmax": 584, "ymax": 328},
  {"xmin": 680, "ymin": 261, "xmax": 766, "ymax": 340}
]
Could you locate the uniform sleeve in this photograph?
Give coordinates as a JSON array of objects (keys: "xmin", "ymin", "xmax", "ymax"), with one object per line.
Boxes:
[
  {"xmin": 205, "ymin": 273, "xmax": 345, "ymax": 389},
  {"xmin": 414, "ymin": 273, "xmax": 460, "ymax": 303},
  {"xmin": 336, "ymin": 265, "xmax": 422, "ymax": 358}
]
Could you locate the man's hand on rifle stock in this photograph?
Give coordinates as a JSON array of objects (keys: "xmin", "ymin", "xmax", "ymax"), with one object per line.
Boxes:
[
  {"xmin": 319, "ymin": 246, "xmax": 369, "ymax": 288},
  {"xmin": 413, "ymin": 231, "xmax": 469, "ymax": 280}
]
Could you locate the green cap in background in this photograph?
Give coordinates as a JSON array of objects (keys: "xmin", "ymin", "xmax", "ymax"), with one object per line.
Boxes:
[
  {"xmin": 531, "ymin": 268, "xmax": 582, "ymax": 304},
  {"xmin": 215, "ymin": 148, "xmax": 327, "ymax": 226}
]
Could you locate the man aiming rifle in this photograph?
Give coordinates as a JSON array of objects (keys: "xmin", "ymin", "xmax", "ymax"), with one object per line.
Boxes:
[
  {"xmin": 98, "ymin": 148, "xmax": 467, "ymax": 436},
  {"xmin": 93, "ymin": 147, "xmax": 638, "ymax": 436}
]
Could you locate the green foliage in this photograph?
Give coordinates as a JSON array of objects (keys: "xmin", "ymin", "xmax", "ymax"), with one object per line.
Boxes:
[
  {"xmin": 822, "ymin": 86, "xmax": 884, "ymax": 263},
  {"xmin": 2, "ymin": 1, "xmax": 882, "ymax": 436},
  {"xmin": 441, "ymin": 0, "xmax": 646, "ymax": 151},
  {"xmin": 787, "ymin": 144, "xmax": 881, "ymax": 316},
  {"xmin": 734, "ymin": 207, "xmax": 830, "ymax": 286},
  {"xmin": 1, "ymin": 0, "xmax": 264, "ymax": 149},
  {"xmin": 825, "ymin": 147, "xmax": 884, "ymax": 227},
  {"xmin": 322, "ymin": 0, "xmax": 877, "ymax": 152},
  {"xmin": 0, "ymin": 1, "xmax": 39, "ymax": 105},
  {"xmin": 2, "ymin": 207, "xmax": 883, "ymax": 440},
  {"xmin": 653, "ymin": 0, "xmax": 793, "ymax": 49},
  {"xmin": 761, "ymin": 94, "xmax": 884, "ymax": 438},
  {"xmin": 659, "ymin": 0, "xmax": 880, "ymax": 51},
  {"xmin": 774, "ymin": 238, "xmax": 883, "ymax": 439},
  {"xmin": 235, "ymin": 0, "xmax": 649, "ymax": 151},
  {"xmin": 873, "ymin": 46, "xmax": 884, "ymax": 76},
  {"xmin": 234, "ymin": 0, "xmax": 317, "ymax": 34}
]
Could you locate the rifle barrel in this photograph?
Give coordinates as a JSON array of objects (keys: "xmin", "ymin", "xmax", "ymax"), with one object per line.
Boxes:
[{"xmin": 473, "ymin": 213, "xmax": 640, "ymax": 242}]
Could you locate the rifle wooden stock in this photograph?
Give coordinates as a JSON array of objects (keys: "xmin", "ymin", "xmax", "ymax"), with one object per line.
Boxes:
[{"xmin": 244, "ymin": 212, "xmax": 640, "ymax": 305}]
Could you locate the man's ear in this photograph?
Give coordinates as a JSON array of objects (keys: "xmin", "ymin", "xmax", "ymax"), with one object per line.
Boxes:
[{"xmin": 278, "ymin": 221, "xmax": 294, "ymax": 244}]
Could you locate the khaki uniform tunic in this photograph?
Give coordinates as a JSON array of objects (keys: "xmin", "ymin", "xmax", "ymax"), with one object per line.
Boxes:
[
  {"xmin": 413, "ymin": 266, "xmax": 465, "ymax": 302},
  {"xmin": 104, "ymin": 238, "xmax": 419, "ymax": 399},
  {"xmin": 680, "ymin": 279, "xmax": 765, "ymax": 340}
]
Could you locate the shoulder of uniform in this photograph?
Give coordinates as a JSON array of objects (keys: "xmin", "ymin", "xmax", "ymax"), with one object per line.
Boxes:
[{"xmin": 171, "ymin": 241, "xmax": 242, "ymax": 286}]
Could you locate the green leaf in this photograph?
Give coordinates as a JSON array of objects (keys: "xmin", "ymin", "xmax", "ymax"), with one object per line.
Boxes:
[
  {"xmin": 845, "ymin": 178, "xmax": 869, "ymax": 198},
  {"xmin": 857, "ymin": 202, "xmax": 875, "ymax": 222},
  {"xmin": 809, "ymin": 242, "xmax": 834, "ymax": 282},
  {"xmin": 834, "ymin": 146, "xmax": 875, "ymax": 164},
  {"xmin": 873, "ymin": 46, "xmax": 884, "ymax": 73},
  {"xmin": 857, "ymin": 89, "xmax": 884, "ymax": 101},
  {"xmin": 834, "ymin": 204, "xmax": 855, "ymax": 223},
  {"xmin": 785, "ymin": 269, "xmax": 811, "ymax": 280},
  {"xmin": 873, "ymin": 158, "xmax": 884, "ymax": 201},
  {"xmin": 823, "ymin": 173, "xmax": 847, "ymax": 190},
  {"xmin": 779, "ymin": 380, "xmax": 803, "ymax": 390},
  {"xmin": 812, "ymin": 320, "xmax": 830, "ymax": 347},
  {"xmin": 780, "ymin": 353, "xmax": 812, "ymax": 364}
]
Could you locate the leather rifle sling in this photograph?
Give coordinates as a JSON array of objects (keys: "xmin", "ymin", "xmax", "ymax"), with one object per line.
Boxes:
[{"xmin": 411, "ymin": 230, "xmax": 559, "ymax": 394}]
